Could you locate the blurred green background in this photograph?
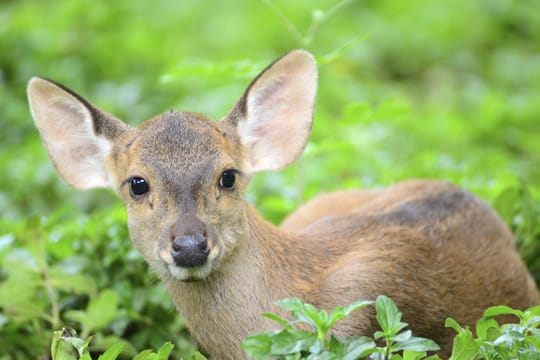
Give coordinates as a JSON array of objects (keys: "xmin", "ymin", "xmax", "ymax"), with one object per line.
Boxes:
[{"xmin": 1, "ymin": 0, "xmax": 539, "ymax": 358}]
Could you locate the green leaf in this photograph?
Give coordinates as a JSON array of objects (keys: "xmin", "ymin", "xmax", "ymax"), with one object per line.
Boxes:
[
  {"xmin": 50, "ymin": 328, "xmax": 92, "ymax": 360},
  {"xmin": 63, "ymin": 310, "xmax": 87, "ymax": 327},
  {"xmin": 0, "ymin": 257, "xmax": 43, "ymax": 322},
  {"xmin": 285, "ymin": 354, "xmax": 302, "ymax": 360},
  {"xmin": 86, "ymin": 289, "xmax": 118, "ymax": 324},
  {"xmin": 51, "ymin": 342, "xmax": 78, "ymax": 360},
  {"xmin": 525, "ymin": 306, "xmax": 540, "ymax": 319},
  {"xmin": 241, "ymin": 333, "xmax": 273, "ymax": 359},
  {"xmin": 263, "ymin": 312, "xmax": 292, "ymax": 328},
  {"xmin": 302, "ymin": 303, "xmax": 325, "ymax": 331},
  {"xmin": 49, "ymin": 267, "xmax": 96, "ymax": 295},
  {"xmin": 65, "ymin": 289, "xmax": 118, "ymax": 335},
  {"xmin": 325, "ymin": 300, "xmax": 374, "ymax": 334},
  {"xmin": 132, "ymin": 342, "xmax": 174, "ymax": 360},
  {"xmin": 51, "ymin": 329, "xmax": 79, "ymax": 360},
  {"xmin": 306, "ymin": 353, "xmax": 338, "ymax": 360},
  {"xmin": 402, "ymin": 350, "xmax": 426, "ymax": 360},
  {"xmin": 375, "ymin": 295, "xmax": 407, "ymax": 336},
  {"xmin": 395, "ymin": 337, "xmax": 440, "ymax": 352},
  {"xmin": 493, "ymin": 328, "xmax": 527, "ymax": 347},
  {"xmin": 493, "ymin": 187, "xmax": 521, "ymax": 224},
  {"xmin": 133, "ymin": 350, "xmax": 153, "ymax": 360},
  {"xmin": 189, "ymin": 352, "xmax": 208, "ymax": 360},
  {"xmin": 475, "ymin": 318, "xmax": 501, "ymax": 341},
  {"xmin": 275, "ymin": 298, "xmax": 308, "ymax": 313},
  {"xmin": 445, "ymin": 318, "xmax": 466, "ymax": 334},
  {"xmin": 92, "ymin": 335, "xmax": 138, "ymax": 357},
  {"xmin": 274, "ymin": 298, "xmax": 322, "ymax": 332},
  {"xmin": 525, "ymin": 334, "xmax": 540, "ymax": 350},
  {"xmin": 483, "ymin": 305, "xmax": 523, "ymax": 321},
  {"xmin": 156, "ymin": 342, "xmax": 174, "ymax": 359},
  {"xmin": 342, "ymin": 337, "xmax": 377, "ymax": 360},
  {"xmin": 528, "ymin": 316, "xmax": 540, "ymax": 328},
  {"xmin": 0, "ymin": 313, "xmax": 8, "ymax": 330},
  {"xmin": 271, "ymin": 329, "xmax": 319, "ymax": 355},
  {"xmin": 97, "ymin": 343, "xmax": 124, "ymax": 360},
  {"xmin": 343, "ymin": 300, "xmax": 374, "ymax": 317},
  {"xmin": 326, "ymin": 306, "xmax": 347, "ymax": 328},
  {"xmin": 327, "ymin": 333, "xmax": 346, "ymax": 353},
  {"xmin": 448, "ymin": 330, "xmax": 479, "ymax": 360},
  {"xmin": 60, "ymin": 337, "xmax": 90, "ymax": 355},
  {"xmin": 524, "ymin": 306, "xmax": 540, "ymax": 328},
  {"xmin": 392, "ymin": 330, "xmax": 412, "ymax": 342},
  {"xmin": 308, "ymin": 338, "xmax": 325, "ymax": 354}
]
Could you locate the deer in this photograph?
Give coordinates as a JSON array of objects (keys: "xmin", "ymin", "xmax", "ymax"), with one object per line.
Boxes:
[{"xmin": 28, "ymin": 50, "xmax": 539, "ymax": 359}]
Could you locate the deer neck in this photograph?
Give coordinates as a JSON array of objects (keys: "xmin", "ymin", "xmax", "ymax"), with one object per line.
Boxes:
[
  {"xmin": 160, "ymin": 204, "xmax": 315, "ymax": 352},
  {"xmin": 163, "ymin": 204, "xmax": 313, "ymax": 307}
]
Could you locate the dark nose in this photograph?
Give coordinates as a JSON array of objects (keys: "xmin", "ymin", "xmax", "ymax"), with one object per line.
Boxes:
[{"xmin": 171, "ymin": 234, "xmax": 210, "ymax": 267}]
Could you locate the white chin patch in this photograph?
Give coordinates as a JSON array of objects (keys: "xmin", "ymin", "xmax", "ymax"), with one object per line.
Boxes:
[
  {"xmin": 158, "ymin": 241, "xmax": 220, "ymax": 281},
  {"xmin": 167, "ymin": 263, "xmax": 213, "ymax": 281}
]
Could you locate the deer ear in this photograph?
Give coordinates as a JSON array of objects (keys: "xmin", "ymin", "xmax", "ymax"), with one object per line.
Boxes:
[
  {"xmin": 27, "ymin": 77, "xmax": 129, "ymax": 189},
  {"xmin": 224, "ymin": 50, "xmax": 318, "ymax": 173}
]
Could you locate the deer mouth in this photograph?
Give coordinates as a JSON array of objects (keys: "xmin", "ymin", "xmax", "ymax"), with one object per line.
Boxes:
[
  {"xmin": 157, "ymin": 242, "xmax": 221, "ymax": 281},
  {"xmin": 166, "ymin": 262, "xmax": 214, "ymax": 281}
]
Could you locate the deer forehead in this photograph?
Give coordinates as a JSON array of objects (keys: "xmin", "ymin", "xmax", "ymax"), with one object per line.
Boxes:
[{"xmin": 113, "ymin": 111, "xmax": 238, "ymax": 184}]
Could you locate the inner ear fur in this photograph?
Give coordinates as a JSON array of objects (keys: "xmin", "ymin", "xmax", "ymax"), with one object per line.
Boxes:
[
  {"xmin": 222, "ymin": 50, "xmax": 318, "ymax": 173},
  {"xmin": 27, "ymin": 77, "xmax": 129, "ymax": 189}
]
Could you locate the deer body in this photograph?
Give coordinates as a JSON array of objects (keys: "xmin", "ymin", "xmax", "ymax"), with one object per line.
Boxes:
[{"xmin": 28, "ymin": 50, "xmax": 539, "ymax": 359}]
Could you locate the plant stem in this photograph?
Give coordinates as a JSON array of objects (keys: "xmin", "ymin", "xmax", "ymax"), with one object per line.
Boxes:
[
  {"xmin": 261, "ymin": 0, "xmax": 358, "ymax": 47},
  {"xmin": 325, "ymin": 0, "xmax": 356, "ymax": 19},
  {"xmin": 304, "ymin": 0, "xmax": 357, "ymax": 46},
  {"xmin": 37, "ymin": 234, "xmax": 61, "ymax": 329},
  {"xmin": 43, "ymin": 268, "xmax": 60, "ymax": 329},
  {"xmin": 385, "ymin": 335, "xmax": 392, "ymax": 359},
  {"xmin": 259, "ymin": 0, "xmax": 304, "ymax": 44}
]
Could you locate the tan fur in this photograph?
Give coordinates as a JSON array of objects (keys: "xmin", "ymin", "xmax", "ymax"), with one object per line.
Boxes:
[{"xmin": 28, "ymin": 50, "xmax": 539, "ymax": 359}]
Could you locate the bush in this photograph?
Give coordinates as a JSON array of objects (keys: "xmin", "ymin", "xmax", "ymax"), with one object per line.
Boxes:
[
  {"xmin": 49, "ymin": 297, "xmax": 540, "ymax": 359},
  {"xmin": 242, "ymin": 296, "xmax": 440, "ymax": 360},
  {"xmin": 244, "ymin": 297, "xmax": 540, "ymax": 360}
]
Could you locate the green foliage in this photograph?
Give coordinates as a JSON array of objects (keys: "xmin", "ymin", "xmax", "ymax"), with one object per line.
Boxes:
[
  {"xmin": 51, "ymin": 328, "xmax": 92, "ymax": 360},
  {"xmin": 64, "ymin": 289, "xmax": 119, "ymax": 339},
  {"xmin": 493, "ymin": 183, "xmax": 540, "ymax": 281},
  {"xmin": 445, "ymin": 305, "xmax": 540, "ymax": 359},
  {"xmin": 1, "ymin": 0, "xmax": 539, "ymax": 358},
  {"xmin": 50, "ymin": 327, "xmax": 179, "ymax": 360},
  {"xmin": 242, "ymin": 295, "xmax": 440, "ymax": 359},
  {"xmin": 0, "ymin": 207, "xmax": 195, "ymax": 358},
  {"xmin": 48, "ymin": 300, "xmax": 540, "ymax": 359},
  {"xmin": 372, "ymin": 296, "xmax": 440, "ymax": 359}
]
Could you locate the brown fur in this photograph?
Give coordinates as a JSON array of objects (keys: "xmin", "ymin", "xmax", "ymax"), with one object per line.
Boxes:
[{"xmin": 28, "ymin": 51, "xmax": 539, "ymax": 359}]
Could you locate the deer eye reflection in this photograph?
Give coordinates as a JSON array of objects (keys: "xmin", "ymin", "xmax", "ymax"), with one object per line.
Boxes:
[
  {"xmin": 129, "ymin": 177, "xmax": 149, "ymax": 197},
  {"xmin": 219, "ymin": 170, "xmax": 236, "ymax": 190}
]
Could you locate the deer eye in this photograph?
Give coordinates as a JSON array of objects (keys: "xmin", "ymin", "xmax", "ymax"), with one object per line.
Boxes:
[
  {"xmin": 219, "ymin": 170, "xmax": 236, "ymax": 190},
  {"xmin": 129, "ymin": 177, "xmax": 149, "ymax": 197}
]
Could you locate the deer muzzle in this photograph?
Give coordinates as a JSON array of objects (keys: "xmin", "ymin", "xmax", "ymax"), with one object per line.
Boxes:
[{"xmin": 171, "ymin": 233, "xmax": 210, "ymax": 267}]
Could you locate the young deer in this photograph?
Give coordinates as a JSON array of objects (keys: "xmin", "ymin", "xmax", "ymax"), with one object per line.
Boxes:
[{"xmin": 28, "ymin": 50, "xmax": 538, "ymax": 359}]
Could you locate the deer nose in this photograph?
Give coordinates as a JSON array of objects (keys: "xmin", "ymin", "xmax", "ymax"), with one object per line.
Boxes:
[{"xmin": 171, "ymin": 234, "xmax": 210, "ymax": 267}]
